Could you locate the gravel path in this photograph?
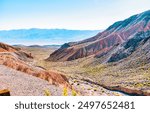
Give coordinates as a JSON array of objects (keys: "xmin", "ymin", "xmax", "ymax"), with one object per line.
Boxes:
[{"xmin": 0, "ymin": 65, "xmax": 63, "ymax": 96}]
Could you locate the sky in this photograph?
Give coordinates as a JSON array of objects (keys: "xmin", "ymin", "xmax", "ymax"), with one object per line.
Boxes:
[{"xmin": 0, "ymin": 0, "xmax": 150, "ymax": 30}]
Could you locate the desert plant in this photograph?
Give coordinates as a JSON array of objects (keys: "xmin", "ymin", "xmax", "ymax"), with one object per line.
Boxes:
[
  {"xmin": 63, "ymin": 87, "xmax": 68, "ymax": 96},
  {"xmin": 73, "ymin": 80, "xmax": 78, "ymax": 83},
  {"xmin": 93, "ymin": 88, "xmax": 97, "ymax": 91},
  {"xmin": 87, "ymin": 88, "xmax": 91, "ymax": 90},
  {"xmin": 72, "ymin": 89, "xmax": 77, "ymax": 96},
  {"xmin": 44, "ymin": 89, "xmax": 51, "ymax": 96}
]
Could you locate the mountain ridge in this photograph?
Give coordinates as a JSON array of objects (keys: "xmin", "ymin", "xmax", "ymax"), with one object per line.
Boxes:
[{"xmin": 47, "ymin": 10, "xmax": 150, "ymax": 61}]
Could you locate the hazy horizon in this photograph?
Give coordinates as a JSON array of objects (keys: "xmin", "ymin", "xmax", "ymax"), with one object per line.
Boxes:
[{"xmin": 0, "ymin": 29, "xmax": 100, "ymax": 45}]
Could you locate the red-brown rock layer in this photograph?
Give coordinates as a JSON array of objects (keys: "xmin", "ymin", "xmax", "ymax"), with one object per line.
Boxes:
[
  {"xmin": 0, "ymin": 42, "xmax": 71, "ymax": 88},
  {"xmin": 47, "ymin": 10, "xmax": 150, "ymax": 61}
]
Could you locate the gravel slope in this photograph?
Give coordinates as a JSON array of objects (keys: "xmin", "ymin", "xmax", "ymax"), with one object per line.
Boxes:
[{"xmin": 0, "ymin": 65, "xmax": 63, "ymax": 96}]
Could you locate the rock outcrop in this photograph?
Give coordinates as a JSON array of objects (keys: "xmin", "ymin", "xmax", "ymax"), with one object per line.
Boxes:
[
  {"xmin": 0, "ymin": 89, "xmax": 10, "ymax": 96},
  {"xmin": 107, "ymin": 30, "xmax": 150, "ymax": 62},
  {"xmin": 0, "ymin": 42, "xmax": 19, "ymax": 52}
]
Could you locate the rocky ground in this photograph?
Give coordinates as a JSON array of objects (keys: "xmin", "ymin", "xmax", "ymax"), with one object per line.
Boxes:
[
  {"xmin": 0, "ymin": 64, "xmax": 126, "ymax": 96},
  {"xmin": 70, "ymin": 77, "xmax": 126, "ymax": 96},
  {"xmin": 0, "ymin": 65, "xmax": 63, "ymax": 96}
]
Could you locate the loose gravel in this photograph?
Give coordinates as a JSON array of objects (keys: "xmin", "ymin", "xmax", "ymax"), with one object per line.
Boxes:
[{"xmin": 0, "ymin": 65, "xmax": 63, "ymax": 96}]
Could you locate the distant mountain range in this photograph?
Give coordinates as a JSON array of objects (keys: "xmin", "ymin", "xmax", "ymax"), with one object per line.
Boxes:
[
  {"xmin": 48, "ymin": 10, "xmax": 150, "ymax": 61},
  {"xmin": 13, "ymin": 44, "xmax": 61, "ymax": 49},
  {"xmin": 0, "ymin": 29, "xmax": 100, "ymax": 45}
]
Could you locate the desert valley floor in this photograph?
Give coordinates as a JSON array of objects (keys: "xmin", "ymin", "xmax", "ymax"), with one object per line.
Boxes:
[
  {"xmin": 13, "ymin": 46, "xmax": 149, "ymax": 96},
  {"xmin": 17, "ymin": 46, "xmax": 128, "ymax": 96}
]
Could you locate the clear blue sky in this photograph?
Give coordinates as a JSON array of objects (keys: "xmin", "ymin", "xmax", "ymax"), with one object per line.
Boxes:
[{"xmin": 0, "ymin": 0, "xmax": 150, "ymax": 30}]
